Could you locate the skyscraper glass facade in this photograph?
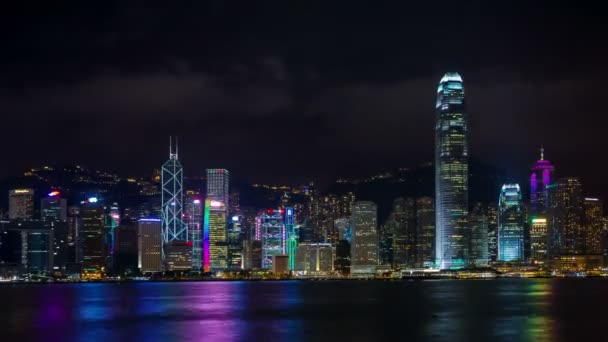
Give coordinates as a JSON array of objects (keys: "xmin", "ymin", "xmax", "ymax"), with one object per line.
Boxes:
[
  {"xmin": 435, "ymin": 72, "xmax": 468, "ymax": 269},
  {"xmin": 530, "ymin": 148, "xmax": 555, "ymax": 216},
  {"xmin": 498, "ymin": 184, "xmax": 525, "ymax": 261}
]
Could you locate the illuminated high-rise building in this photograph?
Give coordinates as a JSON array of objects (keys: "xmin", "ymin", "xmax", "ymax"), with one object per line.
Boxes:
[
  {"xmin": 550, "ymin": 177, "xmax": 583, "ymax": 254},
  {"xmin": 285, "ymin": 207, "xmax": 297, "ymax": 271},
  {"xmin": 203, "ymin": 169, "xmax": 229, "ymax": 272},
  {"xmin": 530, "ymin": 147, "xmax": 555, "ymax": 216},
  {"xmin": 498, "ymin": 184, "xmax": 525, "ymax": 261},
  {"xmin": 81, "ymin": 197, "xmax": 105, "ymax": 279},
  {"xmin": 530, "ymin": 217, "xmax": 548, "ymax": 263},
  {"xmin": 415, "ymin": 197, "xmax": 435, "ymax": 267},
  {"xmin": 390, "ymin": 198, "xmax": 416, "ymax": 268},
  {"xmin": 259, "ymin": 209, "xmax": 286, "ymax": 269},
  {"xmin": 203, "ymin": 199, "xmax": 228, "ymax": 272},
  {"xmin": 435, "ymin": 72, "xmax": 468, "ymax": 269},
  {"xmin": 104, "ymin": 202, "xmax": 120, "ymax": 274},
  {"xmin": 227, "ymin": 214, "xmax": 243, "ymax": 270},
  {"xmin": 184, "ymin": 193, "xmax": 203, "ymax": 271},
  {"xmin": 161, "ymin": 138, "xmax": 186, "ymax": 260},
  {"xmin": 138, "ymin": 218, "xmax": 162, "ymax": 274},
  {"xmin": 41, "ymin": 191, "xmax": 69, "ymax": 272},
  {"xmin": 41, "ymin": 191, "xmax": 67, "ymax": 222},
  {"xmin": 295, "ymin": 243, "xmax": 333, "ymax": 272},
  {"xmin": 9, "ymin": 189, "xmax": 34, "ymax": 221},
  {"xmin": 350, "ymin": 201, "xmax": 378, "ymax": 276},
  {"xmin": 206, "ymin": 169, "xmax": 230, "ymax": 204},
  {"xmin": 469, "ymin": 203, "xmax": 489, "ymax": 266},
  {"xmin": 583, "ymin": 198, "xmax": 603, "ymax": 254}
]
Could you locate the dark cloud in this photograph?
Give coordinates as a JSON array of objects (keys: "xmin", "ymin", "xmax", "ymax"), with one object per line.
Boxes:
[{"xmin": 1, "ymin": 1, "xmax": 607, "ymax": 197}]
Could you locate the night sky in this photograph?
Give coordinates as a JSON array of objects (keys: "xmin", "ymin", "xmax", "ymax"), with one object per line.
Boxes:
[{"xmin": 1, "ymin": 2, "xmax": 606, "ymax": 195}]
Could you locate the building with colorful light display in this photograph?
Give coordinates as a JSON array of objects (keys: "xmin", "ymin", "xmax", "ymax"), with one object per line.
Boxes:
[
  {"xmin": 530, "ymin": 147, "xmax": 555, "ymax": 216},
  {"xmin": 498, "ymin": 184, "xmax": 525, "ymax": 262},
  {"xmin": 285, "ymin": 207, "xmax": 297, "ymax": 270},
  {"xmin": 260, "ymin": 209, "xmax": 286, "ymax": 270},
  {"xmin": 161, "ymin": 138, "xmax": 187, "ymax": 262},
  {"xmin": 435, "ymin": 72, "xmax": 469, "ymax": 269},
  {"xmin": 203, "ymin": 199, "xmax": 228, "ymax": 272}
]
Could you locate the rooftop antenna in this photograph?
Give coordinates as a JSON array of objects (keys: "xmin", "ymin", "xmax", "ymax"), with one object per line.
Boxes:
[{"xmin": 540, "ymin": 145, "xmax": 544, "ymax": 160}]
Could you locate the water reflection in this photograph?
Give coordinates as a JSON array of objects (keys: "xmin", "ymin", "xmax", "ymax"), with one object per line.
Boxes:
[{"xmin": 2, "ymin": 279, "xmax": 608, "ymax": 341}]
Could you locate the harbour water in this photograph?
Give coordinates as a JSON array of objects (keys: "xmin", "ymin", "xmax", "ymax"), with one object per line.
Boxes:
[{"xmin": 1, "ymin": 279, "xmax": 606, "ymax": 341}]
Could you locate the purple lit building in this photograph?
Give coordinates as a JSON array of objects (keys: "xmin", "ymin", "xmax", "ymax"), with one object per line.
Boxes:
[{"xmin": 530, "ymin": 147, "xmax": 555, "ymax": 215}]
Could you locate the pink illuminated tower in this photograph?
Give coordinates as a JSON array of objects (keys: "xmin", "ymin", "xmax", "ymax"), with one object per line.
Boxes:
[{"xmin": 530, "ymin": 147, "xmax": 555, "ymax": 215}]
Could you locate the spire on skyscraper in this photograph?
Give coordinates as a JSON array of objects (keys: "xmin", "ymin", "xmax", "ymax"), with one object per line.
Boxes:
[{"xmin": 540, "ymin": 145, "xmax": 544, "ymax": 160}]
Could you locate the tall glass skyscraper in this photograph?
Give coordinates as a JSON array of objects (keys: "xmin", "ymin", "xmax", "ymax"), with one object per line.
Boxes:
[
  {"xmin": 161, "ymin": 138, "xmax": 186, "ymax": 261},
  {"xmin": 435, "ymin": 72, "xmax": 468, "ymax": 269},
  {"xmin": 498, "ymin": 184, "xmax": 525, "ymax": 261}
]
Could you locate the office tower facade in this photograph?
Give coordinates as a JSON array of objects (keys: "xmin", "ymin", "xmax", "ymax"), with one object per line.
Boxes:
[
  {"xmin": 550, "ymin": 178, "xmax": 584, "ymax": 254},
  {"xmin": 81, "ymin": 197, "xmax": 105, "ymax": 279},
  {"xmin": 41, "ymin": 191, "xmax": 67, "ymax": 222},
  {"xmin": 0, "ymin": 221, "xmax": 54, "ymax": 274},
  {"xmin": 271, "ymin": 255, "xmax": 289, "ymax": 274},
  {"xmin": 530, "ymin": 148, "xmax": 555, "ymax": 216},
  {"xmin": 203, "ymin": 199, "xmax": 228, "ymax": 272},
  {"xmin": 138, "ymin": 218, "xmax": 162, "ymax": 273},
  {"xmin": 206, "ymin": 169, "xmax": 230, "ymax": 204},
  {"xmin": 335, "ymin": 239, "xmax": 351, "ymax": 275},
  {"xmin": 390, "ymin": 198, "xmax": 416, "ymax": 268},
  {"xmin": 161, "ymin": 138, "xmax": 186, "ymax": 260},
  {"xmin": 295, "ymin": 243, "xmax": 334, "ymax": 272},
  {"xmin": 204, "ymin": 169, "xmax": 229, "ymax": 272},
  {"xmin": 260, "ymin": 209, "xmax": 286, "ymax": 269},
  {"xmin": 350, "ymin": 201, "xmax": 378, "ymax": 275},
  {"xmin": 416, "ymin": 197, "xmax": 435, "ymax": 267},
  {"xmin": 227, "ymin": 214, "xmax": 243, "ymax": 270},
  {"xmin": 485, "ymin": 206, "xmax": 498, "ymax": 262},
  {"xmin": 105, "ymin": 203, "xmax": 120, "ymax": 274},
  {"xmin": 498, "ymin": 184, "xmax": 525, "ymax": 261},
  {"xmin": 469, "ymin": 203, "xmax": 489, "ymax": 266},
  {"xmin": 285, "ymin": 207, "xmax": 297, "ymax": 271},
  {"xmin": 530, "ymin": 217, "xmax": 548, "ymax": 263},
  {"xmin": 583, "ymin": 198, "xmax": 603, "ymax": 254},
  {"xmin": 9, "ymin": 189, "xmax": 34, "ymax": 221},
  {"xmin": 41, "ymin": 191, "xmax": 69, "ymax": 273},
  {"xmin": 67, "ymin": 206, "xmax": 81, "ymax": 265},
  {"xmin": 184, "ymin": 194, "xmax": 203, "ymax": 271},
  {"xmin": 435, "ymin": 72, "xmax": 468, "ymax": 269},
  {"xmin": 115, "ymin": 222, "xmax": 138, "ymax": 275}
]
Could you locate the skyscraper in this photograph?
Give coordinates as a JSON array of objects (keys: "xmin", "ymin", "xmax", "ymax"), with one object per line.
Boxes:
[
  {"xmin": 81, "ymin": 197, "xmax": 105, "ymax": 279},
  {"xmin": 204, "ymin": 169, "xmax": 229, "ymax": 272},
  {"xmin": 9, "ymin": 189, "xmax": 34, "ymax": 221},
  {"xmin": 583, "ymin": 198, "xmax": 603, "ymax": 254},
  {"xmin": 184, "ymin": 193, "xmax": 203, "ymax": 271},
  {"xmin": 285, "ymin": 207, "xmax": 297, "ymax": 271},
  {"xmin": 350, "ymin": 201, "xmax": 378, "ymax": 276},
  {"xmin": 41, "ymin": 191, "xmax": 67, "ymax": 222},
  {"xmin": 550, "ymin": 177, "xmax": 583, "ymax": 255},
  {"xmin": 498, "ymin": 184, "xmax": 525, "ymax": 262},
  {"xmin": 435, "ymin": 72, "xmax": 468, "ymax": 269},
  {"xmin": 415, "ymin": 197, "xmax": 435, "ymax": 267},
  {"xmin": 203, "ymin": 199, "xmax": 228, "ymax": 272},
  {"xmin": 530, "ymin": 217, "xmax": 548, "ymax": 263},
  {"xmin": 390, "ymin": 198, "xmax": 416, "ymax": 268},
  {"xmin": 469, "ymin": 203, "xmax": 489, "ymax": 266},
  {"xmin": 206, "ymin": 169, "xmax": 230, "ymax": 204},
  {"xmin": 530, "ymin": 147, "xmax": 555, "ymax": 216},
  {"xmin": 138, "ymin": 218, "xmax": 162, "ymax": 274},
  {"xmin": 161, "ymin": 138, "xmax": 186, "ymax": 261},
  {"xmin": 259, "ymin": 209, "xmax": 286, "ymax": 270}
]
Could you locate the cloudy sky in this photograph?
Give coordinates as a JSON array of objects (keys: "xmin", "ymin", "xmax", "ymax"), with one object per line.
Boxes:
[{"xmin": 1, "ymin": 1, "xmax": 606, "ymax": 195}]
